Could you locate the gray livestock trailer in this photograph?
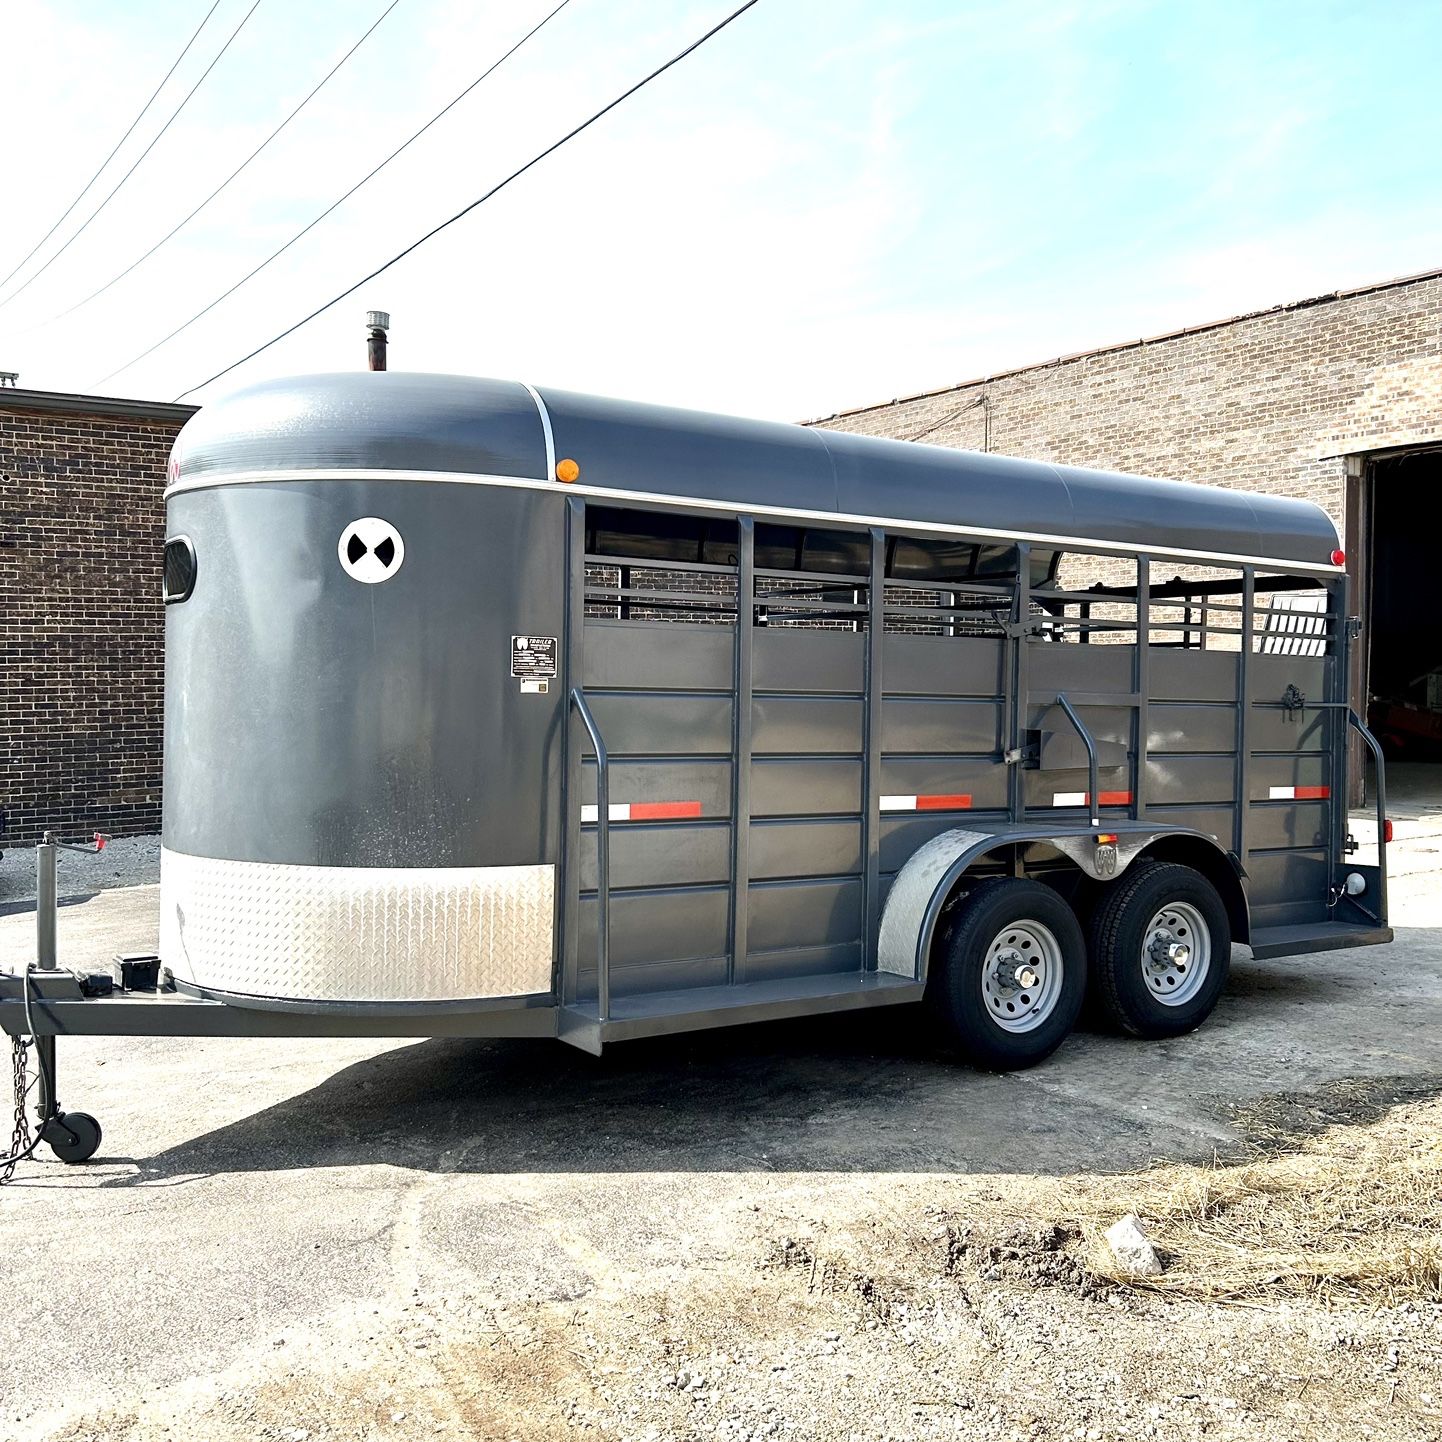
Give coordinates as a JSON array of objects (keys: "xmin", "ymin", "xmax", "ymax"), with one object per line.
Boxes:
[{"xmin": 2, "ymin": 371, "xmax": 1392, "ymax": 1163}]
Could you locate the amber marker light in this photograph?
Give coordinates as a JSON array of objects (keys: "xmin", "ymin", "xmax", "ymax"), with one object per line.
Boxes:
[
  {"xmin": 1096, "ymin": 833, "xmax": 1118, "ymax": 844},
  {"xmin": 556, "ymin": 458, "xmax": 580, "ymax": 483}
]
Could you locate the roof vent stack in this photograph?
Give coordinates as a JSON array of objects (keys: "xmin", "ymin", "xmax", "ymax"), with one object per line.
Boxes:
[{"xmin": 366, "ymin": 312, "xmax": 390, "ymax": 372}]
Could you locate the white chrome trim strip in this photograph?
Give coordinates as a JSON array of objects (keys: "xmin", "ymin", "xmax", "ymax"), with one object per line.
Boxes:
[
  {"xmin": 522, "ymin": 382, "xmax": 556, "ymax": 482},
  {"xmin": 164, "ymin": 466, "xmax": 1344, "ymax": 575}
]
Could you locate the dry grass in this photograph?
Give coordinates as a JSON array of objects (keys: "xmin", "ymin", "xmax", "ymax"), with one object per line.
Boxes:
[{"xmin": 1064, "ymin": 1094, "xmax": 1442, "ymax": 1303}]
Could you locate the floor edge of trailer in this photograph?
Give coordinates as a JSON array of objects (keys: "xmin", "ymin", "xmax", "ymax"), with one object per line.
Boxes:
[
  {"xmin": 558, "ymin": 971, "xmax": 926, "ymax": 1053},
  {"xmin": 1246, "ymin": 921, "xmax": 1394, "ymax": 960}
]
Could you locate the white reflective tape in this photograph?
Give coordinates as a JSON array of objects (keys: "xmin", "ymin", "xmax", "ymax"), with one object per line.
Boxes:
[
  {"xmin": 880, "ymin": 795, "xmax": 917, "ymax": 812},
  {"xmin": 580, "ymin": 803, "xmax": 631, "ymax": 823},
  {"xmin": 1268, "ymin": 785, "xmax": 1293, "ymax": 800},
  {"xmin": 1052, "ymin": 792, "xmax": 1087, "ymax": 807}
]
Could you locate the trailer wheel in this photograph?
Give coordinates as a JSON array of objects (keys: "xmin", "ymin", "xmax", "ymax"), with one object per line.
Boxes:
[
  {"xmin": 43, "ymin": 1111, "xmax": 102, "ymax": 1164},
  {"xmin": 1088, "ymin": 861, "xmax": 1230, "ymax": 1039},
  {"xmin": 927, "ymin": 877, "xmax": 1087, "ymax": 1070}
]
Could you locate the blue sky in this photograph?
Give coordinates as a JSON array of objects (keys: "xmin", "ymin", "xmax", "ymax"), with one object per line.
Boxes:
[{"xmin": 0, "ymin": 0, "xmax": 1438, "ymax": 418}]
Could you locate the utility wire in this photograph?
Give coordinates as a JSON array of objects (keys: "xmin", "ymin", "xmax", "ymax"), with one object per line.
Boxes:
[
  {"xmin": 170, "ymin": 0, "xmax": 764, "ymax": 400},
  {"xmin": 95, "ymin": 0, "xmax": 576, "ymax": 388},
  {"xmin": 50, "ymin": 0, "xmax": 402, "ymax": 326},
  {"xmin": 0, "ymin": 0, "xmax": 225, "ymax": 294},
  {"xmin": 907, "ymin": 393, "xmax": 985, "ymax": 443},
  {"xmin": 0, "ymin": 0, "xmax": 266, "ymax": 313}
]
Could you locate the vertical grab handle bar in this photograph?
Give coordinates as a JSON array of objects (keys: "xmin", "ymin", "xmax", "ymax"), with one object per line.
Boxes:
[
  {"xmin": 1347, "ymin": 708, "xmax": 1389, "ymax": 925},
  {"xmin": 1056, "ymin": 693, "xmax": 1101, "ymax": 829},
  {"xmin": 570, "ymin": 687, "xmax": 612, "ymax": 1024}
]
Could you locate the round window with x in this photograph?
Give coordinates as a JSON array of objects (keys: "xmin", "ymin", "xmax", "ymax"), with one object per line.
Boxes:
[{"xmin": 337, "ymin": 517, "xmax": 405, "ymax": 584}]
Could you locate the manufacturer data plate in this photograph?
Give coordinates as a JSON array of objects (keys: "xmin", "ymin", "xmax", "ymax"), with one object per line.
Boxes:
[{"xmin": 511, "ymin": 635, "xmax": 558, "ymax": 679}]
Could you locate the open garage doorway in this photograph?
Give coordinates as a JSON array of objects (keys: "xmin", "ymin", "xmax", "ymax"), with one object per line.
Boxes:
[{"xmin": 1352, "ymin": 446, "xmax": 1442, "ymax": 809}]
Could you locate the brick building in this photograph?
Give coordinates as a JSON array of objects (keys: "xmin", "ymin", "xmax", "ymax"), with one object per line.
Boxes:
[
  {"xmin": 4, "ymin": 269, "xmax": 1440, "ymax": 847},
  {"xmin": 809, "ymin": 267, "xmax": 1442, "ymax": 748},
  {"xmin": 2, "ymin": 388, "xmax": 195, "ymax": 846}
]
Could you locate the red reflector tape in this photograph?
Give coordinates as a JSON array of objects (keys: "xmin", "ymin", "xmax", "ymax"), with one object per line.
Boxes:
[
  {"xmin": 1267, "ymin": 785, "xmax": 1330, "ymax": 801},
  {"xmin": 580, "ymin": 801, "xmax": 701, "ymax": 823},
  {"xmin": 880, "ymin": 793, "xmax": 973, "ymax": 812},
  {"xmin": 628, "ymin": 800, "xmax": 702, "ymax": 821}
]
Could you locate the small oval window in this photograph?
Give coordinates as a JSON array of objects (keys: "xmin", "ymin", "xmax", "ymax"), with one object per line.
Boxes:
[{"xmin": 163, "ymin": 536, "xmax": 197, "ymax": 604}]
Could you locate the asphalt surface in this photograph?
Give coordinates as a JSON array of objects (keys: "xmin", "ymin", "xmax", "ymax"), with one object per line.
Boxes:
[{"xmin": 1, "ymin": 772, "xmax": 1439, "ymax": 1439}]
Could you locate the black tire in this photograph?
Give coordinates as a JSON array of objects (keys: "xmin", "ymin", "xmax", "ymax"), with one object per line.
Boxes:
[
  {"xmin": 44, "ymin": 1111, "xmax": 103, "ymax": 1164},
  {"xmin": 926, "ymin": 877, "xmax": 1087, "ymax": 1070},
  {"xmin": 1087, "ymin": 861, "xmax": 1230, "ymax": 1039}
]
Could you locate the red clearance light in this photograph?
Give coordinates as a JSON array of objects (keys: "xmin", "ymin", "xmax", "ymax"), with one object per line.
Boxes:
[
  {"xmin": 1330, "ymin": 548, "xmax": 1346, "ymax": 566},
  {"xmin": 1384, "ymin": 818, "xmax": 1394, "ymax": 843}
]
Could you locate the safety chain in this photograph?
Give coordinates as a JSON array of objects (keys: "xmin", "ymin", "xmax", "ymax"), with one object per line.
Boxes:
[{"xmin": 2, "ymin": 1032, "xmax": 34, "ymax": 1186}]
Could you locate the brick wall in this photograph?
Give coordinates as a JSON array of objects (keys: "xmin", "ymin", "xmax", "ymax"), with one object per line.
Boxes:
[
  {"xmin": 1, "ymin": 392, "xmax": 194, "ymax": 845},
  {"xmin": 807, "ymin": 269, "xmax": 1442, "ymax": 567}
]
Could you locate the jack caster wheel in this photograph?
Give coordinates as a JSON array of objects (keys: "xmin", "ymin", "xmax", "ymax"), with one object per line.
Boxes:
[{"xmin": 43, "ymin": 1111, "xmax": 103, "ymax": 1164}]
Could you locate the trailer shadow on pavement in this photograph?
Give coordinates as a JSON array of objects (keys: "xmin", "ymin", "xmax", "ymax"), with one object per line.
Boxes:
[{"xmin": 92, "ymin": 926, "xmax": 1442, "ymax": 1188}]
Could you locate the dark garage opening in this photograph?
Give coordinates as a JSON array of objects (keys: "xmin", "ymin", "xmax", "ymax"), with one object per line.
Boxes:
[{"xmin": 1366, "ymin": 448, "xmax": 1442, "ymax": 772}]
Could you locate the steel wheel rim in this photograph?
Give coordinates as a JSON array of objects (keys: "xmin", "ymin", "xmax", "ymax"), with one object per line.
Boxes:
[
  {"xmin": 981, "ymin": 920, "xmax": 1065, "ymax": 1033},
  {"xmin": 1142, "ymin": 900, "xmax": 1211, "ymax": 1006}
]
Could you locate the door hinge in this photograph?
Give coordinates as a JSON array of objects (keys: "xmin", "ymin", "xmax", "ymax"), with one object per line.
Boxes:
[
  {"xmin": 1345, "ymin": 616, "xmax": 1362, "ymax": 640},
  {"xmin": 1003, "ymin": 619, "xmax": 1047, "ymax": 640}
]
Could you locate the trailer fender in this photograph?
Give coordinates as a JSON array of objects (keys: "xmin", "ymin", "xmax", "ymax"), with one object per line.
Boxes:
[{"xmin": 877, "ymin": 825, "xmax": 1243, "ymax": 982}]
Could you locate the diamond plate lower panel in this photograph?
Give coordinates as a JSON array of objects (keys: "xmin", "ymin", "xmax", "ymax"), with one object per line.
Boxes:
[{"xmin": 160, "ymin": 849, "xmax": 555, "ymax": 1002}]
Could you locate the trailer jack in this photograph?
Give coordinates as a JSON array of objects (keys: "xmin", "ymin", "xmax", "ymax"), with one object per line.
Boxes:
[{"xmin": 1, "ymin": 834, "xmax": 110, "ymax": 1184}]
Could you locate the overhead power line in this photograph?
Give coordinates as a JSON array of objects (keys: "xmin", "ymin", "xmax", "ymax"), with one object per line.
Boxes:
[
  {"xmin": 0, "ymin": 0, "xmax": 266, "ymax": 313},
  {"xmin": 188, "ymin": 0, "xmax": 763, "ymax": 401},
  {"xmin": 50, "ymin": 0, "xmax": 402, "ymax": 326},
  {"xmin": 0, "ymin": 0, "xmax": 225, "ymax": 295},
  {"xmin": 96, "ymin": 0, "xmax": 575, "ymax": 388}
]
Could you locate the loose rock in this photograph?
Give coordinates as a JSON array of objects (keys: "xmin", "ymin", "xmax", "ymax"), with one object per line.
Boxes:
[{"xmin": 1105, "ymin": 1214, "xmax": 1164, "ymax": 1278}]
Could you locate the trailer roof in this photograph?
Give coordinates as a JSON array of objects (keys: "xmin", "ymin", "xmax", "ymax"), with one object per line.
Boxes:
[{"xmin": 171, "ymin": 372, "xmax": 1341, "ymax": 571}]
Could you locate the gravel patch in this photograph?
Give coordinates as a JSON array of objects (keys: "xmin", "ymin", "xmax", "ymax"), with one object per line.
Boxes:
[{"xmin": 0, "ymin": 833, "xmax": 161, "ymax": 905}]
